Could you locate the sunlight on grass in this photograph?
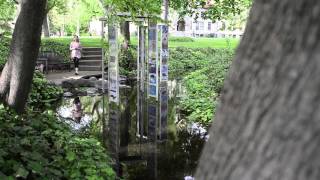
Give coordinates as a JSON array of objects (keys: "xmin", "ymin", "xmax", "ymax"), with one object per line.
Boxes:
[
  {"xmin": 43, "ymin": 36, "xmax": 103, "ymax": 47},
  {"xmin": 43, "ymin": 36, "xmax": 240, "ymax": 49}
]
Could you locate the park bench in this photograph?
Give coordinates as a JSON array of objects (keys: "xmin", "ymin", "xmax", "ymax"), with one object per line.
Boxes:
[{"xmin": 36, "ymin": 51, "xmax": 71, "ymax": 74}]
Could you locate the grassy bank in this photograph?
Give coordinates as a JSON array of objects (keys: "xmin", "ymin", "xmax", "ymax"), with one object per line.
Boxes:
[
  {"xmin": 42, "ymin": 37, "xmax": 103, "ymax": 47},
  {"xmin": 132, "ymin": 37, "xmax": 239, "ymax": 49},
  {"xmin": 43, "ymin": 36, "xmax": 240, "ymax": 49},
  {"xmin": 169, "ymin": 47, "xmax": 234, "ymax": 126}
]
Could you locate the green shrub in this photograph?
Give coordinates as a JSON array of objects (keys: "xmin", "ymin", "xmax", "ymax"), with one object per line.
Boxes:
[
  {"xmin": 0, "ymin": 36, "xmax": 10, "ymax": 70},
  {"xmin": 169, "ymin": 36, "xmax": 194, "ymax": 42},
  {"xmin": 169, "ymin": 47, "xmax": 221, "ymax": 79},
  {"xmin": 0, "ymin": 107, "xmax": 115, "ymax": 179},
  {"xmin": 0, "ymin": 38, "xmax": 70, "ymax": 70},
  {"xmin": 0, "ymin": 65, "xmax": 115, "ymax": 179},
  {"xmin": 41, "ymin": 40, "xmax": 70, "ymax": 61},
  {"xmin": 27, "ymin": 71, "xmax": 63, "ymax": 110},
  {"xmin": 119, "ymin": 46, "xmax": 137, "ymax": 77},
  {"xmin": 169, "ymin": 47, "xmax": 234, "ymax": 126}
]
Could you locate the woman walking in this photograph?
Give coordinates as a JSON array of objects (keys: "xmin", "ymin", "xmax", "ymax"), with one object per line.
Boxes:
[{"xmin": 70, "ymin": 35, "xmax": 82, "ymax": 75}]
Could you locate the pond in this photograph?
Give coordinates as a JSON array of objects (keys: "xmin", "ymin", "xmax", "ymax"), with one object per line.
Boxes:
[{"xmin": 56, "ymin": 79, "xmax": 207, "ymax": 180}]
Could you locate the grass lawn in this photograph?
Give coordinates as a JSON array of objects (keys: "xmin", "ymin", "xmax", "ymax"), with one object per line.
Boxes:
[
  {"xmin": 42, "ymin": 37, "xmax": 103, "ymax": 47},
  {"xmin": 132, "ymin": 37, "xmax": 240, "ymax": 49},
  {"xmin": 43, "ymin": 36, "xmax": 240, "ymax": 49}
]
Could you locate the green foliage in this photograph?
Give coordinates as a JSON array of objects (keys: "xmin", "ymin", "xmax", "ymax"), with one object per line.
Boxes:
[
  {"xmin": 119, "ymin": 46, "xmax": 137, "ymax": 77},
  {"xmin": 41, "ymin": 39, "xmax": 70, "ymax": 61},
  {"xmin": 47, "ymin": 0, "xmax": 68, "ymax": 13},
  {"xmin": 171, "ymin": 0, "xmax": 252, "ymax": 21},
  {"xmin": 169, "ymin": 47, "xmax": 234, "ymax": 126},
  {"xmin": 49, "ymin": 0, "xmax": 103, "ymax": 36},
  {"xmin": 42, "ymin": 37, "xmax": 106, "ymax": 47},
  {"xmin": 0, "ymin": 106, "xmax": 115, "ymax": 179},
  {"xmin": 0, "ymin": 38, "xmax": 71, "ymax": 70},
  {"xmin": 169, "ymin": 36, "xmax": 194, "ymax": 42},
  {"xmin": 131, "ymin": 37, "xmax": 240, "ymax": 49},
  {"xmin": 102, "ymin": 0, "xmax": 162, "ymax": 22},
  {"xmin": 169, "ymin": 47, "xmax": 217, "ymax": 79},
  {"xmin": 0, "ymin": 0, "xmax": 15, "ymax": 34},
  {"xmin": 0, "ymin": 36, "xmax": 10, "ymax": 70},
  {"xmin": 28, "ymin": 71, "xmax": 63, "ymax": 110},
  {"xmin": 0, "ymin": 59, "xmax": 115, "ymax": 179}
]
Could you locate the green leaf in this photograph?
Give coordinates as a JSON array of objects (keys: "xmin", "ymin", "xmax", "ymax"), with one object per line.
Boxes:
[
  {"xmin": 28, "ymin": 161, "xmax": 43, "ymax": 173},
  {"xmin": 66, "ymin": 151, "xmax": 76, "ymax": 161},
  {"xmin": 15, "ymin": 167, "xmax": 29, "ymax": 178}
]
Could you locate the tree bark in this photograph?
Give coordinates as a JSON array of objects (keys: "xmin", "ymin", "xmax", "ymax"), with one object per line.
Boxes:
[
  {"xmin": 196, "ymin": 0, "xmax": 320, "ymax": 179},
  {"xmin": 163, "ymin": 0, "xmax": 169, "ymax": 22},
  {"xmin": 42, "ymin": 13, "xmax": 50, "ymax": 37},
  {"xmin": 0, "ymin": 0, "xmax": 47, "ymax": 113},
  {"xmin": 120, "ymin": 21, "xmax": 130, "ymax": 50}
]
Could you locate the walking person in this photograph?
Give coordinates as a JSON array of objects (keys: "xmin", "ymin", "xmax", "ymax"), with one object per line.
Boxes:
[{"xmin": 70, "ymin": 35, "xmax": 82, "ymax": 75}]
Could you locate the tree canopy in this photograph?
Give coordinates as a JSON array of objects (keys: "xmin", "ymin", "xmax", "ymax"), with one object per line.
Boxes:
[{"xmin": 170, "ymin": 0, "xmax": 252, "ymax": 21}]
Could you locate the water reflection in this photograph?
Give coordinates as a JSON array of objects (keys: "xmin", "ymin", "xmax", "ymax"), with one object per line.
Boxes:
[
  {"xmin": 57, "ymin": 96, "xmax": 102, "ymax": 131},
  {"xmin": 107, "ymin": 105, "xmax": 121, "ymax": 175},
  {"xmin": 147, "ymin": 101, "xmax": 158, "ymax": 180},
  {"xmin": 72, "ymin": 97, "xmax": 83, "ymax": 123},
  {"xmin": 103, "ymin": 81, "xmax": 206, "ymax": 180},
  {"xmin": 159, "ymin": 87, "xmax": 168, "ymax": 140},
  {"xmin": 56, "ymin": 80, "xmax": 206, "ymax": 179}
]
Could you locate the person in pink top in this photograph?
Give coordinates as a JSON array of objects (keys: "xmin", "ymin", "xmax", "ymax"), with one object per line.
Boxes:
[
  {"xmin": 72, "ymin": 96, "xmax": 82, "ymax": 123},
  {"xmin": 70, "ymin": 35, "xmax": 82, "ymax": 75}
]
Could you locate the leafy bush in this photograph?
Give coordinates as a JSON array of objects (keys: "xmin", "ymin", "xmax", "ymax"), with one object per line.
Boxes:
[
  {"xmin": 169, "ymin": 36, "xmax": 194, "ymax": 42},
  {"xmin": 27, "ymin": 71, "xmax": 63, "ymax": 110},
  {"xmin": 0, "ymin": 36, "xmax": 10, "ymax": 70},
  {"xmin": 119, "ymin": 46, "xmax": 137, "ymax": 77},
  {"xmin": 0, "ymin": 38, "xmax": 70, "ymax": 70},
  {"xmin": 169, "ymin": 47, "xmax": 221, "ymax": 79},
  {"xmin": 169, "ymin": 47, "xmax": 234, "ymax": 126},
  {"xmin": 0, "ymin": 107, "xmax": 116, "ymax": 179},
  {"xmin": 41, "ymin": 39, "xmax": 70, "ymax": 61}
]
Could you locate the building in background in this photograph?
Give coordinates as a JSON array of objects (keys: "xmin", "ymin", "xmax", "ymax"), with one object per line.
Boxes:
[
  {"xmin": 88, "ymin": 8, "xmax": 245, "ymax": 38},
  {"xmin": 169, "ymin": 9, "xmax": 244, "ymax": 38}
]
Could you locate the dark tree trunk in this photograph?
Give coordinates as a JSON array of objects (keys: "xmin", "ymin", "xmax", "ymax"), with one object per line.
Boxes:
[
  {"xmin": 120, "ymin": 21, "xmax": 130, "ymax": 50},
  {"xmin": 196, "ymin": 0, "xmax": 320, "ymax": 179},
  {"xmin": 0, "ymin": 0, "xmax": 47, "ymax": 113},
  {"xmin": 42, "ymin": 13, "xmax": 50, "ymax": 37}
]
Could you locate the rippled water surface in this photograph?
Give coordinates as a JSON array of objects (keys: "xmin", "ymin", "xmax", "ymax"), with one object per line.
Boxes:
[{"xmin": 56, "ymin": 80, "xmax": 207, "ymax": 180}]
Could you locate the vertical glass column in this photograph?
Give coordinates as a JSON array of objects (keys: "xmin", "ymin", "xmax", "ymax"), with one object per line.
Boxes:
[
  {"xmin": 137, "ymin": 26, "xmax": 146, "ymax": 89},
  {"xmin": 148, "ymin": 22, "xmax": 158, "ymax": 100},
  {"xmin": 147, "ymin": 101, "xmax": 158, "ymax": 179},
  {"xmin": 160, "ymin": 25, "xmax": 169, "ymax": 83},
  {"xmin": 159, "ymin": 87, "xmax": 168, "ymax": 140},
  {"xmin": 108, "ymin": 25, "xmax": 120, "ymax": 104}
]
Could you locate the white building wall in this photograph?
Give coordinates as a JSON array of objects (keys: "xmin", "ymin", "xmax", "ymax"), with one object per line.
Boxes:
[{"xmin": 170, "ymin": 9, "xmax": 243, "ymax": 38}]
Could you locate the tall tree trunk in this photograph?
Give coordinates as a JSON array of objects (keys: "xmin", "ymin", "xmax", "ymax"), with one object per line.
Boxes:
[
  {"xmin": 163, "ymin": 0, "xmax": 169, "ymax": 22},
  {"xmin": 196, "ymin": 0, "xmax": 320, "ymax": 179},
  {"xmin": 0, "ymin": 0, "xmax": 47, "ymax": 113},
  {"xmin": 120, "ymin": 21, "xmax": 130, "ymax": 50},
  {"xmin": 42, "ymin": 13, "xmax": 50, "ymax": 37}
]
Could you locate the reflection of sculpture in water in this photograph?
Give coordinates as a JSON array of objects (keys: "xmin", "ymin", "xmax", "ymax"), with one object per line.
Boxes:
[{"xmin": 72, "ymin": 97, "xmax": 82, "ymax": 123}]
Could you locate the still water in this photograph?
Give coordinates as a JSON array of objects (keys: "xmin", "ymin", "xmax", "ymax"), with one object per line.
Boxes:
[{"xmin": 56, "ymin": 80, "xmax": 207, "ymax": 180}]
